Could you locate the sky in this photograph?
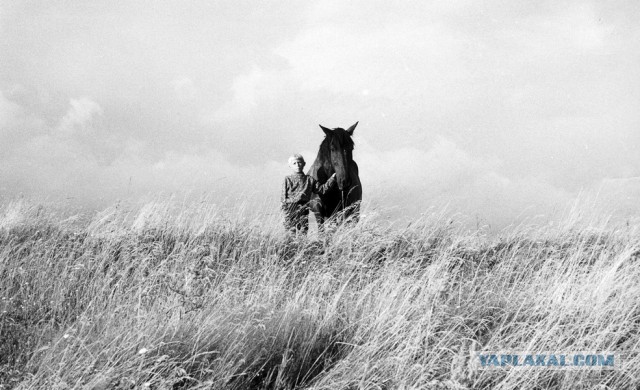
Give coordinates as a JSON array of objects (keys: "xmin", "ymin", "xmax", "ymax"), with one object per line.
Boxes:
[{"xmin": 1, "ymin": 1, "xmax": 639, "ymax": 228}]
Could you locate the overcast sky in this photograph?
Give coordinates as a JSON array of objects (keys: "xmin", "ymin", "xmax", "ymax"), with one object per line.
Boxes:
[{"xmin": 1, "ymin": 1, "xmax": 639, "ymax": 227}]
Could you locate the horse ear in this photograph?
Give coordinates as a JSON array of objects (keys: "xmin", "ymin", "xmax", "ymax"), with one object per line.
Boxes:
[
  {"xmin": 346, "ymin": 121, "xmax": 358, "ymax": 135},
  {"xmin": 319, "ymin": 125, "xmax": 332, "ymax": 136}
]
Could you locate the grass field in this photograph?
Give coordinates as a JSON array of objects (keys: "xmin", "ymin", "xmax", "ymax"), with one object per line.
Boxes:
[{"xmin": 1, "ymin": 200, "xmax": 639, "ymax": 389}]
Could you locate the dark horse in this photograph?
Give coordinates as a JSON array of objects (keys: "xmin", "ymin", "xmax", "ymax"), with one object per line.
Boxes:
[{"xmin": 308, "ymin": 122, "xmax": 362, "ymax": 230}]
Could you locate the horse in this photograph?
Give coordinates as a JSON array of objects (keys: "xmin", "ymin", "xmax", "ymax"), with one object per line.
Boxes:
[{"xmin": 307, "ymin": 121, "xmax": 362, "ymax": 230}]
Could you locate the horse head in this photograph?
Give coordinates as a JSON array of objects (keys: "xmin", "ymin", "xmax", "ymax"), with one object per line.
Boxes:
[{"xmin": 319, "ymin": 121, "xmax": 358, "ymax": 191}]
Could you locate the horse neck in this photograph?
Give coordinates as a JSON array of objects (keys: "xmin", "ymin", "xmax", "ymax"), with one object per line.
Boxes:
[
  {"xmin": 346, "ymin": 160, "xmax": 359, "ymax": 185},
  {"xmin": 311, "ymin": 144, "xmax": 334, "ymax": 178}
]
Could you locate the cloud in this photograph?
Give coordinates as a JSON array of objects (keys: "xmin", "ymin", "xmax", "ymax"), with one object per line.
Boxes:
[
  {"xmin": 0, "ymin": 1, "xmax": 638, "ymax": 229},
  {"xmin": 171, "ymin": 77, "xmax": 196, "ymax": 102},
  {"xmin": 354, "ymin": 137, "xmax": 573, "ymax": 227},
  {"xmin": 276, "ymin": 22, "xmax": 464, "ymax": 98},
  {"xmin": 0, "ymin": 93, "xmax": 285, "ymax": 207},
  {"xmin": 0, "ymin": 89, "xmax": 47, "ymax": 152},
  {"xmin": 0, "ymin": 90, "xmax": 629, "ymax": 230},
  {"xmin": 211, "ymin": 67, "xmax": 265, "ymax": 121},
  {"xmin": 0, "ymin": 90, "xmax": 21, "ymax": 129},
  {"xmin": 56, "ymin": 97, "xmax": 103, "ymax": 137}
]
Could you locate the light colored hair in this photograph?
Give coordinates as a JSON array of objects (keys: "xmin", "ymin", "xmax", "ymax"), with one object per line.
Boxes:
[{"xmin": 288, "ymin": 154, "xmax": 305, "ymax": 165}]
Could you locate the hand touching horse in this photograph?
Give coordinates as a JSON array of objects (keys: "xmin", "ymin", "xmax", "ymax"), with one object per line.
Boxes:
[{"xmin": 307, "ymin": 122, "xmax": 362, "ymax": 230}]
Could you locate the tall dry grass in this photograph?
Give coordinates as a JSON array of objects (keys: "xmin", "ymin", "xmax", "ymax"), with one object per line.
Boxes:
[{"xmin": 0, "ymin": 200, "xmax": 639, "ymax": 389}]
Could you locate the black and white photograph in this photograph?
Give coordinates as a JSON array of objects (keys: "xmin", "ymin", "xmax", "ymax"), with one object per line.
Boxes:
[{"xmin": 1, "ymin": 1, "xmax": 639, "ymax": 389}]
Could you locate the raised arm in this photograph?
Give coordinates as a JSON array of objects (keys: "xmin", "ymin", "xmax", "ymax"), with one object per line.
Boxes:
[{"xmin": 312, "ymin": 174, "xmax": 337, "ymax": 195}]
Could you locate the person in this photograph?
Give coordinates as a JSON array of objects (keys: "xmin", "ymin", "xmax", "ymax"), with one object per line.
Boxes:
[{"xmin": 281, "ymin": 154, "xmax": 336, "ymax": 235}]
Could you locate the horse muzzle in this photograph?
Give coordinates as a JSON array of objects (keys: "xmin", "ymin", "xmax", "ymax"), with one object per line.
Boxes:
[{"xmin": 337, "ymin": 177, "xmax": 351, "ymax": 191}]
